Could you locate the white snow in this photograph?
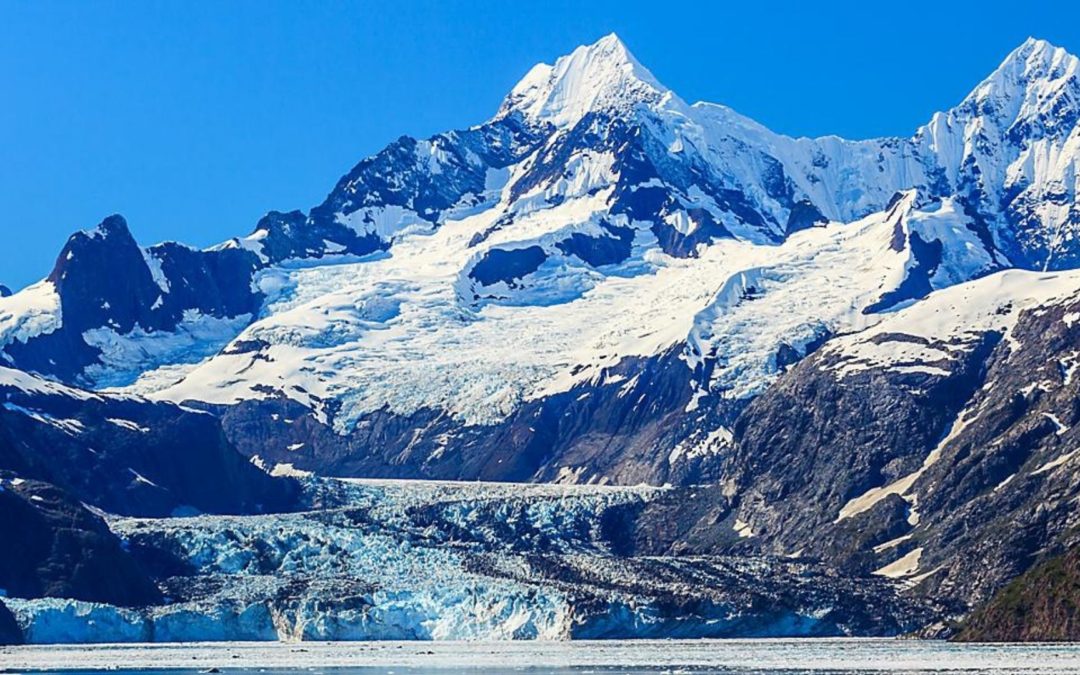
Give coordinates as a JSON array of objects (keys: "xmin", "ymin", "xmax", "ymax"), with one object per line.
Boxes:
[
  {"xmin": 994, "ymin": 473, "xmax": 1018, "ymax": 492},
  {"xmin": 106, "ymin": 418, "xmax": 150, "ymax": 433},
  {"xmin": 824, "ymin": 269, "xmax": 1080, "ymax": 380},
  {"xmin": 0, "ymin": 365, "xmax": 100, "ymax": 401},
  {"xmin": 497, "ymin": 33, "xmax": 667, "ymax": 129},
  {"xmin": 334, "ymin": 204, "xmax": 433, "ymax": 242},
  {"xmin": 668, "ymin": 425, "xmax": 733, "ymax": 465},
  {"xmin": 128, "ymin": 468, "xmax": 159, "ymax": 487},
  {"xmin": 1032, "ymin": 449, "xmax": 1079, "ymax": 475},
  {"xmin": 2, "ymin": 401, "xmax": 85, "ymax": 435},
  {"xmin": 141, "ymin": 249, "xmax": 171, "ymax": 294},
  {"xmin": 0, "ymin": 280, "xmax": 62, "ymax": 351},
  {"xmin": 84, "ymin": 311, "xmax": 252, "ymax": 389},
  {"xmin": 269, "ymin": 463, "xmax": 313, "ymax": 478},
  {"xmin": 1042, "ymin": 411, "xmax": 1069, "ymax": 435},
  {"xmin": 872, "ymin": 534, "xmax": 913, "ymax": 554},
  {"xmin": 873, "ymin": 547, "xmax": 924, "ymax": 578},
  {"xmin": 135, "ymin": 189, "xmax": 963, "ymax": 432},
  {"xmin": 733, "ymin": 519, "xmax": 754, "ymax": 538}
]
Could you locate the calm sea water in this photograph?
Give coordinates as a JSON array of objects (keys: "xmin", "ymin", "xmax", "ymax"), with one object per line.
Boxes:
[{"xmin": 4, "ymin": 639, "xmax": 1080, "ymax": 674}]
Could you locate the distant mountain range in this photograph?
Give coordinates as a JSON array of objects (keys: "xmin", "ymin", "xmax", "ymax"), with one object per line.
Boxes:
[{"xmin": 2, "ymin": 34, "xmax": 1080, "ymax": 643}]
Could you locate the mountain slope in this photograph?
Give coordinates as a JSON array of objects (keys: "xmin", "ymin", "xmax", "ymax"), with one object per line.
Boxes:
[
  {"xmin": 0, "ymin": 475, "xmax": 161, "ymax": 607},
  {"xmin": 0, "ymin": 365, "xmax": 298, "ymax": 517},
  {"xmin": 1, "ymin": 34, "xmax": 1079, "ymax": 633},
  {"xmin": 0, "ymin": 364, "xmax": 301, "ymax": 611},
  {"xmin": 956, "ymin": 545, "xmax": 1080, "ymax": 641},
  {"xmin": 0, "ymin": 37, "xmax": 1071, "ymax": 399},
  {"xmin": 2, "ymin": 35, "xmax": 1078, "ymax": 490},
  {"xmin": 655, "ymin": 267, "xmax": 1080, "ymax": 612},
  {"xmin": 0, "ymin": 34, "xmax": 1076, "ymax": 489}
]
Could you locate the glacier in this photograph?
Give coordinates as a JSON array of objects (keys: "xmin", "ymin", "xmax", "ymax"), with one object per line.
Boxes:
[{"xmin": 5, "ymin": 478, "xmax": 934, "ymax": 643}]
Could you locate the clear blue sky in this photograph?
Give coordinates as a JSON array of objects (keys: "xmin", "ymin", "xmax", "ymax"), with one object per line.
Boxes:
[{"xmin": 2, "ymin": 0, "xmax": 1078, "ymax": 290}]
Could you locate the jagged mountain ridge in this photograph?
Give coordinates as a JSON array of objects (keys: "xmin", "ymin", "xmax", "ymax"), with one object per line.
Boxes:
[
  {"xmin": 2, "ymin": 35, "xmax": 1080, "ymax": 490},
  {"xmin": 0, "ymin": 32, "xmax": 1079, "ymax": 639}
]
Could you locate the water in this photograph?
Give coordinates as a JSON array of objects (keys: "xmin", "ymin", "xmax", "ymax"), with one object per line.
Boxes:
[{"xmin": 4, "ymin": 640, "xmax": 1080, "ymax": 673}]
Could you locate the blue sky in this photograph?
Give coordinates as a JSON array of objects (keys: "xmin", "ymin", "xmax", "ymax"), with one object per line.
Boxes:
[{"xmin": 2, "ymin": 0, "xmax": 1078, "ymax": 290}]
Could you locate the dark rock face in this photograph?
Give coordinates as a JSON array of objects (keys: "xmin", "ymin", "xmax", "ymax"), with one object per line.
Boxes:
[
  {"xmin": 0, "ymin": 476, "xmax": 160, "ymax": 606},
  {"xmin": 906, "ymin": 295, "xmax": 1080, "ymax": 607},
  {"xmin": 219, "ymin": 347, "xmax": 734, "ymax": 487},
  {"xmin": 555, "ymin": 222, "xmax": 635, "ymax": 267},
  {"xmin": 716, "ymin": 329, "xmax": 1001, "ymax": 569},
  {"xmin": 863, "ymin": 232, "xmax": 944, "ymax": 313},
  {"xmin": 47, "ymin": 215, "xmax": 171, "ymax": 336},
  {"xmin": 244, "ymin": 209, "xmax": 380, "ymax": 263},
  {"xmin": 0, "ymin": 285, "xmax": 10, "ymax": 298},
  {"xmin": 784, "ymin": 199, "xmax": 828, "ymax": 235},
  {"xmin": 0, "ymin": 374, "xmax": 299, "ymax": 517},
  {"xmin": 310, "ymin": 117, "xmax": 542, "ymax": 241},
  {"xmin": 956, "ymin": 546, "xmax": 1080, "ymax": 641},
  {"xmin": 146, "ymin": 242, "xmax": 262, "ymax": 325},
  {"xmin": 0, "ymin": 598, "xmax": 23, "ymax": 645},
  {"xmin": 3, "ymin": 215, "xmax": 262, "ymax": 385},
  {"xmin": 633, "ymin": 287, "xmax": 1080, "ymax": 618},
  {"xmin": 468, "ymin": 245, "xmax": 548, "ymax": 287}
]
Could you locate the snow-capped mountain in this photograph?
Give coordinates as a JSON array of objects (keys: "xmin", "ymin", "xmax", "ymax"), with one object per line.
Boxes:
[
  {"xmin": 3, "ymin": 33, "xmax": 1080, "ymax": 639},
  {"xmin": 4, "ymin": 35, "xmax": 1080, "ymax": 486},
  {"xmin": 698, "ymin": 266, "xmax": 1080, "ymax": 609}
]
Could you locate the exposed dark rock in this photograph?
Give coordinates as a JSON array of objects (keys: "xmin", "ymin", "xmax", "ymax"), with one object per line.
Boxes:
[
  {"xmin": 638, "ymin": 287, "xmax": 1080, "ymax": 621},
  {"xmin": 3, "ymin": 215, "xmax": 262, "ymax": 385},
  {"xmin": 0, "ymin": 374, "xmax": 299, "ymax": 517},
  {"xmin": 469, "ymin": 246, "xmax": 548, "ymax": 287},
  {"xmin": 313, "ymin": 116, "xmax": 542, "ymax": 239},
  {"xmin": 0, "ymin": 598, "xmax": 22, "ymax": 645},
  {"xmin": 0, "ymin": 476, "xmax": 161, "ymax": 606},
  {"xmin": 650, "ymin": 206, "xmax": 736, "ymax": 258},
  {"xmin": 716, "ymin": 329, "xmax": 1000, "ymax": 563},
  {"xmin": 784, "ymin": 199, "xmax": 828, "ymax": 234},
  {"xmin": 865, "ymin": 232, "xmax": 943, "ymax": 313},
  {"xmin": 146, "ymin": 241, "xmax": 262, "ymax": 323},
  {"xmin": 555, "ymin": 223, "xmax": 635, "ymax": 267},
  {"xmin": 219, "ymin": 347, "xmax": 733, "ymax": 487},
  {"xmin": 246, "ymin": 209, "xmax": 380, "ymax": 262},
  {"xmin": 47, "ymin": 215, "xmax": 168, "ymax": 336}
]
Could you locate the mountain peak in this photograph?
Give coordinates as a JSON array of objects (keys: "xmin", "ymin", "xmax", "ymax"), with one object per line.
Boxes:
[
  {"xmin": 78, "ymin": 214, "xmax": 133, "ymax": 242},
  {"xmin": 962, "ymin": 37, "xmax": 1079, "ymax": 109},
  {"xmin": 1014, "ymin": 36, "xmax": 1069, "ymax": 62},
  {"xmin": 1000, "ymin": 37, "xmax": 1077, "ymax": 77},
  {"xmin": 497, "ymin": 33, "xmax": 669, "ymax": 127}
]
